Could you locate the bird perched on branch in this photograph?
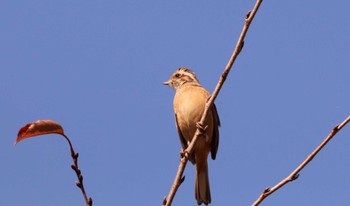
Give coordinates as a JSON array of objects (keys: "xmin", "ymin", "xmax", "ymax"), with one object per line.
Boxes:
[{"xmin": 164, "ymin": 68, "xmax": 220, "ymax": 205}]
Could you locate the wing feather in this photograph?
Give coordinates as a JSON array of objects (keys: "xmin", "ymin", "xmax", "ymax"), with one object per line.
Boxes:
[{"xmin": 210, "ymin": 103, "xmax": 220, "ymax": 160}]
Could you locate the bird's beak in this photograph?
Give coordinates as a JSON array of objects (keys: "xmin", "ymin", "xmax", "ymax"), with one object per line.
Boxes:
[{"xmin": 163, "ymin": 80, "xmax": 171, "ymax": 85}]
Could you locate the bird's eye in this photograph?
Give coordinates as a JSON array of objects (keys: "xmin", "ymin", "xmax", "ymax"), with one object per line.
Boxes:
[{"xmin": 175, "ymin": 73, "xmax": 181, "ymax": 78}]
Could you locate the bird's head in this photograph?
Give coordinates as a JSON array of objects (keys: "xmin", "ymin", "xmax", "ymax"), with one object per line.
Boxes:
[{"xmin": 163, "ymin": 67, "xmax": 200, "ymax": 90}]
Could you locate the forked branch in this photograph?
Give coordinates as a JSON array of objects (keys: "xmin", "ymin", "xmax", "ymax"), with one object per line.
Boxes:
[
  {"xmin": 162, "ymin": 0, "xmax": 263, "ymax": 205},
  {"xmin": 252, "ymin": 115, "xmax": 350, "ymax": 206}
]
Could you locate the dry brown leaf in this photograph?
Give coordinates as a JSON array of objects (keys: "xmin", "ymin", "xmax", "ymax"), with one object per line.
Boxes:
[{"xmin": 15, "ymin": 120, "xmax": 65, "ymax": 145}]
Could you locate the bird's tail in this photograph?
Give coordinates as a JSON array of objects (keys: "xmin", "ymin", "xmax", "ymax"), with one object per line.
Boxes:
[{"xmin": 195, "ymin": 161, "xmax": 211, "ymax": 205}]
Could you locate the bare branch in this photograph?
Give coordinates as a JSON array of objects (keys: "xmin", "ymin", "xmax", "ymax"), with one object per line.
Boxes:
[
  {"xmin": 252, "ymin": 115, "xmax": 350, "ymax": 206},
  {"xmin": 63, "ymin": 134, "xmax": 93, "ymax": 206},
  {"xmin": 163, "ymin": 0, "xmax": 263, "ymax": 205}
]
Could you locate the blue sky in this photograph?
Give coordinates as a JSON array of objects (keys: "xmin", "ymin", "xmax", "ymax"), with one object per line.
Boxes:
[{"xmin": 1, "ymin": 1, "xmax": 350, "ymax": 205}]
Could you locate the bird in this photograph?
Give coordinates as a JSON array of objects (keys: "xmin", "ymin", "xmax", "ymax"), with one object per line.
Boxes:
[{"xmin": 163, "ymin": 67, "xmax": 220, "ymax": 205}]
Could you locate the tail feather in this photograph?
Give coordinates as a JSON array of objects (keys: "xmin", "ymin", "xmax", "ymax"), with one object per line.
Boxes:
[{"xmin": 195, "ymin": 161, "xmax": 211, "ymax": 205}]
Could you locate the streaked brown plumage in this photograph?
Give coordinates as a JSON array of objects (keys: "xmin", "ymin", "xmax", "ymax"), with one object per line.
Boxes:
[{"xmin": 164, "ymin": 68, "xmax": 220, "ymax": 205}]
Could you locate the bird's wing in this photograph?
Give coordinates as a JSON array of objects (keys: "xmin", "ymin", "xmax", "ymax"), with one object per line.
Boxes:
[
  {"xmin": 175, "ymin": 113, "xmax": 196, "ymax": 164},
  {"xmin": 210, "ymin": 103, "xmax": 221, "ymax": 160}
]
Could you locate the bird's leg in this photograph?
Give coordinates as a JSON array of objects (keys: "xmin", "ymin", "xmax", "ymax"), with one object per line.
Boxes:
[
  {"xmin": 196, "ymin": 122, "xmax": 209, "ymax": 142},
  {"xmin": 180, "ymin": 149, "xmax": 189, "ymax": 159}
]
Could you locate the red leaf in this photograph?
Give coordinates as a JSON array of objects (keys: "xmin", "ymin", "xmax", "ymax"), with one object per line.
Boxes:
[{"xmin": 15, "ymin": 120, "xmax": 65, "ymax": 145}]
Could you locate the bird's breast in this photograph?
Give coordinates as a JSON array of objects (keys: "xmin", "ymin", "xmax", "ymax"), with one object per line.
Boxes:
[{"xmin": 173, "ymin": 85, "xmax": 209, "ymax": 139}]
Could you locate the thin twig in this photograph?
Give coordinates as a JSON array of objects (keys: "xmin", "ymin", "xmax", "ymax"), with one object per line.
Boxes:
[
  {"xmin": 63, "ymin": 134, "xmax": 93, "ymax": 206},
  {"xmin": 163, "ymin": 1, "xmax": 263, "ymax": 205},
  {"xmin": 252, "ymin": 115, "xmax": 350, "ymax": 206}
]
